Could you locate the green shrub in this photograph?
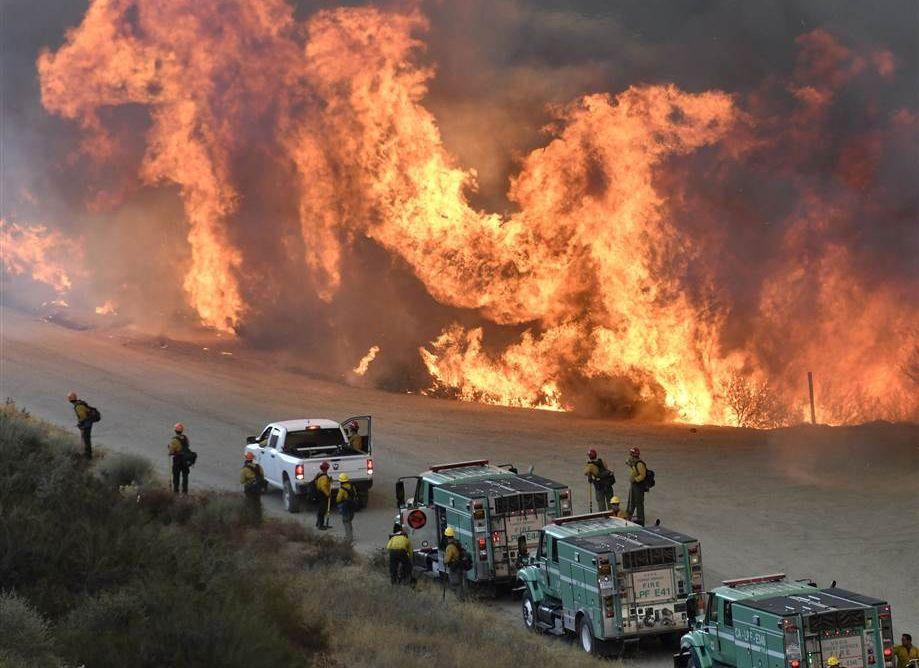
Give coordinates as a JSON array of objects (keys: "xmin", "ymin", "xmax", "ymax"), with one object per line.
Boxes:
[
  {"xmin": 0, "ymin": 591, "xmax": 61, "ymax": 668},
  {"xmin": 96, "ymin": 451, "xmax": 154, "ymax": 487}
]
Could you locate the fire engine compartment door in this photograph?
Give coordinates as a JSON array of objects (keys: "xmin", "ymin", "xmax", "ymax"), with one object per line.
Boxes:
[
  {"xmin": 816, "ymin": 635, "xmax": 865, "ymax": 668},
  {"xmin": 804, "ymin": 610, "xmax": 868, "ymax": 668},
  {"xmin": 630, "ymin": 568, "xmax": 675, "ymax": 605},
  {"xmin": 495, "ymin": 503, "xmax": 547, "ymax": 572}
]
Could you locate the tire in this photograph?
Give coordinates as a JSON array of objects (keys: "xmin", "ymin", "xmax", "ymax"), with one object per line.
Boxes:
[
  {"xmin": 282, "ymin": 477, "xmax": 301, "ymax": 513},
  {"xmin": 578, "ymin": 616, "xmax": 596, "ymax": 655},
  {"xmin": 521, "ymin": 593, "xmax": 537, "ymax": 632}
]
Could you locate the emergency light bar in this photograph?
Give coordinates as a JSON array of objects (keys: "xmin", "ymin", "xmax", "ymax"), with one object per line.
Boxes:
[
  {"xmin": 430, "ymin": 460, "xmax": 489, "ymax": 472},
  {"xmin": 722, "ymin": 573, "xmax": 786, "ymax": 588},
  {"xmin": 552, "ymin": 510, "xmax": 624, "ymax": 525}
]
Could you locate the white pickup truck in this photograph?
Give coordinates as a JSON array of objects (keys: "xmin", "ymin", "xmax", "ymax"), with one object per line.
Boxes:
[{"xmin": 244, "ymin": 416, "xmax": 374, "ymax": 513}]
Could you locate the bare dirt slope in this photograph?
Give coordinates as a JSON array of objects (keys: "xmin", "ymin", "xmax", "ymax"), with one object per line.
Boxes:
[{"xmin": 2, "ymin": 307, "xmax": 916, "ymax": 645}]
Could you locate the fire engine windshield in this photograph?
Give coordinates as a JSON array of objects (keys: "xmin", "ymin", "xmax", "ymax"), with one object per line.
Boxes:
[{"xmin": 283, "ymin": 429, "xmax": 346, "ymax": 453}]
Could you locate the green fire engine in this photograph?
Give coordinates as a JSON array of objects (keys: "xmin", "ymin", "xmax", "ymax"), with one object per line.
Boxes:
[
  {"xmin": 517, "ymin": 511, "xmax": 705, "ymax": 656},
  {"xmin": 675, "ymin": 574, "xmax": 896, "ymax": 668},
  {"xmin": 395, "ymin": 460, "xmax": 573, "ymax": 586}
]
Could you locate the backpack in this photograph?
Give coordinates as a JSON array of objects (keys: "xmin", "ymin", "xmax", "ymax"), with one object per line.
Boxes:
[
  {"xmin": 458, "ymin": 545, "xmax": 473, "ymax": 572},
  {"xmin": 175, "ymin": 434, "xmax": 196, "ymax": 466},
  {"xmin": 638, "ymin": 461, "xmax": 655, "ymax": 491},
  {"xmin": 306, "ymin": 472, "xmax": 326, "ymax": 503},
  {"xmin": 243, "ymin": 464, "xmax": 264, "ymax": 494},
  {"xmin": 75, "ymin": 400, "xmax": 101, "ymax": 424},
  {"xmin": 593, "ymin": 458, "xmax": 615, "ymax": 487}
]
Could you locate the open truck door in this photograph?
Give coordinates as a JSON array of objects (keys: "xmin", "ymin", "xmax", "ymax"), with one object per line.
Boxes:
[
  {"xmin": 396, "ymin": 475, "xmax": 439, "ymax": 567},
  {"xmin": 340, "ymin": 415, "xmax": 372, "ymax": 453}
]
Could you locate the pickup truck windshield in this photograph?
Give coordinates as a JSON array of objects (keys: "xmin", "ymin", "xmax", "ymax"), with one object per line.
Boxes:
[{"xmin": 283, "ymin": 429, "xmax": 346, "ymax": 453}]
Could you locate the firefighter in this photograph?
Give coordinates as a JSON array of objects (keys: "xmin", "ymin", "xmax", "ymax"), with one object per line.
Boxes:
[
  {"xmin": 443, "ymin": 526, "xmax": 465, "ymax": 600},
  {"xmin": 627, "ymin": 447, "xmax": 648, "ymax": 526},
  {"xmin": 346, "ymin": 421, "xmax": 364, "ymax": 452},
  {"xmin": 313, "ymin": 461, "xmax": 331, "ymax": 530},
  {"xmin": 609, "ymin": 495, "xmax": 629, "ymax": 519},
  {"xmin": 584, "ymin": 448, "xmax": 614, "ymax": 511},
  {"xmin": 67, "ymin": 391, "xmax": 95, "ymax": 459},
  {"xmin": 336, "ymin": 473, "xmax": 356, "ymax": 544},
  {"xmin": 893, "ymin": 634, "xmax": 919, "ymax": 668},
  {"xmin": 168, "ymin": 423, "xmax": 191, "ymax": 494},
  {"xmin": 386, "ymin": 522, "xmax": 413, "ymax": 585},
  {"xmin": 240, "ymin": 452, "xmax": 265, "ymax": 525}
]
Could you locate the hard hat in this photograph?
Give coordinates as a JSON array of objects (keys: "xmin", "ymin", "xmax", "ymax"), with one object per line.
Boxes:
[
  {"xmin": 244, "ymin": 451, "xmax": 255, "ymax": 461},
  {"xmin": 67, "ymin": 392, "xmax": 77, "ymax": 401},
  {"xmin": 444, "ymin": 527, "xmax": 455, "ymax": 537},
  {"xmin": 610, "ymin": 496, "xmax": 621, "ymax": 505},
  {"xmin": 319, "ymin": 461, "xmax": 330, "ymax": 471},
  {"xmin": 629, "ymin": 447, "xmax": 641, "ymax": 458},
  {"xmin": 827, "ymin": 658, "xmax": 840, "ymax": 667},
  {"xmin": 338, "ymin": 473, "xmax": 349, "ymax": 482},
  {"xmin": 174, "ymin": 423, "xmax": 184, "ymax": 433},
  {"xmin": 587, "ymin": 448, "xmax": 598, "ymax": 460}
]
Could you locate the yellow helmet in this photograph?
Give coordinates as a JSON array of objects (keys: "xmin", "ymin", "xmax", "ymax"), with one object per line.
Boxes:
[
  {"xmin": 338, "ymin": 473, "xmax": 349, "ymax": 483},
  {"xmin": 827, "ymin": 658, "xmax": 840, "ymax": 667},
  {"xmin": 444, "ymin": 527, "xmax": 455, "ymax": 537},
  {"xmin": 610, "ymin": 496, "xmax": 621, "ymax": 505}
]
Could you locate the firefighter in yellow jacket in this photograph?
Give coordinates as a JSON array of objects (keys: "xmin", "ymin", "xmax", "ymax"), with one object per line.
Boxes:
[
  {"xmin": 443, "ymin": 527, "xmax": 465, "ymax": 600},
  {"xmin": 313, "ymin": 461, "xmax": 331, "ymax": 530},
  {"xmin": 168, "ymin": 423, "xmax": 191, "ymax": 494},
  {"xmin": 627, "ymin": 447, "xmax": 648, "ymax": 526},
  {"xmin": 336, "ymin": 474, "xmax": 356, "ymax": 544},
  {"xmin": 893, "ymin": 634, "xmax": 919, "ymax": 668},
  {"xmin": 609, "ymin": 496, "xmax": 629, "ymax": 519},
  {"xmin": 240, "ymin": 452, "xmax": 265, "ymax": 525},
  {"xmin": 386, "ymin": 522, "xmax": 413, "ymax": 585}
]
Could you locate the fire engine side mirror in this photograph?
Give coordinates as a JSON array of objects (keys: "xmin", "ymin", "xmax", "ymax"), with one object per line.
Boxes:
[
  {"xmin": 246, "ymin": 436, "xmax": 257, "ymax": 444},
  {"xmin": 395, "ymin": 480, "xmax": 406, "ymax": 508}
]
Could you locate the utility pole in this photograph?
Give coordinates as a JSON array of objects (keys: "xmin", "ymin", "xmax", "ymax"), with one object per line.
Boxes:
[{"xmin": 807, "ymin": 371, "xmax": 816, "ymax": 424}]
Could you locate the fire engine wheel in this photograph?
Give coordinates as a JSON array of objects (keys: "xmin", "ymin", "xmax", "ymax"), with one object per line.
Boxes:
[
  {"xmin": 578, "ymin": 617, "xmax": 596, "ymax": 655},
  {"xmin": 521, "ymin": 593, "xmax": 537, "ymax": 632},
  {"xmin": 282, "ymin": 478, "xmax": 300, "ymax": 514}
]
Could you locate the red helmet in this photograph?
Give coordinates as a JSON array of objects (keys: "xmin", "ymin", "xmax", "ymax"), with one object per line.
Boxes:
[
  {"xmin": 244, "ymin": 451, "xmax": 255, "ymax": 461},
  {"xmin": 587, "ymin": 448, "xmax": 598, "ymax": 460},
  {"xmin": 320, "ymin": 461, "xmax": 330, "ymax": 471},
  {"xmin": 629, "ymin": 447, "xmax": 641, "ymax": 458}
]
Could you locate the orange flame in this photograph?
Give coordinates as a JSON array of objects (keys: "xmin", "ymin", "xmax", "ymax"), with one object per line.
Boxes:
[
  {"xmin": 35, "ymin": 3, "xmax": 917, "ymax": 424},
  {"xmin": 1, "ymin": 219, "xmax": 76, "ymax": 294},
  {"xmin": 353, "ymin": 345, "xmax": 380, "ymax": 376}
]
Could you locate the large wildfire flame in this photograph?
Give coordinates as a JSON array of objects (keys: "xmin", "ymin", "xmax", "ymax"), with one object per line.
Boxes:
[
  {"xmin": 31, "ymin": 1, "xmax": 919, "ymax": 425},
  {"xmin": 1, "ymin": 219, "xmax": 77, "ymax": 294}
]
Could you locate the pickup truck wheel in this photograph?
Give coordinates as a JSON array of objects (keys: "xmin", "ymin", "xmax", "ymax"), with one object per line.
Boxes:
[
  {"xmin": 578, "ymin": 617, "xmax": 596, "ymax": 655},
  {"xmin": 521, "ymin": 593, "xmax": 537, "ymax": 632},
  {"xmin": 282, "ymin": 477, "xmax": 301, "ymax": 514}
]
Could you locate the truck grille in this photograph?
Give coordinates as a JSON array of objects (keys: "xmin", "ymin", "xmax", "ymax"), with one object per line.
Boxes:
[
  {"xmin": 621, "ymin": 547, "xmax": 676, "ymax": 569},
  {"xmin": 494, "ymin": 493, "xmax": 548, "ymax": 514}
]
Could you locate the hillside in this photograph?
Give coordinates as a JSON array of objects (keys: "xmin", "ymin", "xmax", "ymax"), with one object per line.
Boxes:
[{"xmin": 0, "ymin": 402, "xmax": 598, "ymax": 668}]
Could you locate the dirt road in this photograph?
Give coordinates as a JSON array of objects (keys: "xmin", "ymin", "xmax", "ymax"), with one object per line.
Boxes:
[{"xmin": 2, "ymin": 306, "xmax": 916, "ymax": 655}]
